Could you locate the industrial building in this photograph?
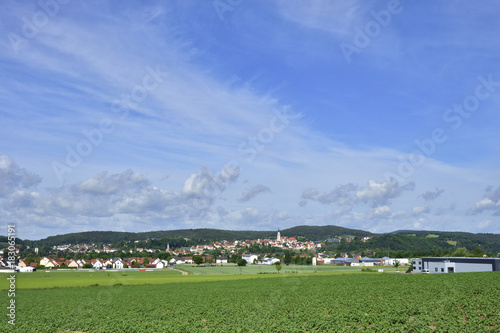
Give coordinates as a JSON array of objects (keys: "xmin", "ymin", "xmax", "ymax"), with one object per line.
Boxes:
[{"xmin": 413, "ymin": 257, "xmax": 500, "ymax": 273}]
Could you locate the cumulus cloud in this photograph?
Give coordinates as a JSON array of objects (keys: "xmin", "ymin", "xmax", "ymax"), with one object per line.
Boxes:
[
  {"xmin": 0, "ymin": 155, "xmax": 41, "ymax": 197},
  {"xmin": 477, "ymin": 220, "xmax": 492, "ymax": 230},
  {"xmin": 238, "ymin": 185, "xmax": 271, "ymax": 202},
  {"xmin": 0, "ymin": 156, "xmax": 244, "ymax": 233},
  {"xmin": 39, "ymin": 170, "xmax": 181, "ymax": 218},
  {"xmin": 468, "ymin": 186, "xmax": 500, "ymax": 215},
  {"xmin": 412, "ymin": 204, "xmax": 431, "ymax": 216},
  {"xmin": 76, "ymin": 170, "xmax": 149, "ymax": 195},
  {"xmin": 421, "ymin": 188, "xmax": 444, "ymax": 201},
  {"xmin": 182, "ymin": 163, "xmax": 240, "ymax": 200},
  {"xmin": 301, "ymin": 183, "xmax": 357, "ymax": 206},
  {"xmin": 181, "ymin": 163, "xmax": 240, "ymax": 215},
  {"xmin": 369, "ymin": 205, "xmax": 393, "ymax": 219},
  {"xmin": 356, "ymin": 178, "xmax": 415, "ymax": 207}
]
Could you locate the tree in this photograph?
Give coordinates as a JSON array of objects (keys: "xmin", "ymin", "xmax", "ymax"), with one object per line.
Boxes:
[
  {"xmin": 143, "ymin": 258, "xmax": 150, "ymax": 266},
  {"xmin": 284, "ymin": 251, "xmax": 292, "ymax": 265},
  {"xmin": 237, "ymin": 259, "xmax": 247, "ymax": 267},
  {"xmin": 452, "ymin": 247, "xmax": 468, "ymax": 257},
  {"xmin": 83, "ymin": 263, "xmax": 93, "ymax": 269},
  {"xmin": 193, "ymin": 255, "xmax": 203, "ymax": 266},
  {"xmin": 393, "ymin": 259, "xmax": 400, "ymax": 271},
  {"xmin": 275, "ymin": 262, "xmax": 282, "ymax": 273},
  {"xmin": 470, "ymin": 248, "xmax": 485, "ymax": 257},
  {"xmin": 106, "ymin": 264, "xmax": 113, "ymax": 269}
]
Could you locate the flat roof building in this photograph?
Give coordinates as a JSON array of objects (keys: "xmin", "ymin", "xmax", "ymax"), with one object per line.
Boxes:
[{"xmin": 413, "ymin": 257, "xmax": 500, "ymax": 274}]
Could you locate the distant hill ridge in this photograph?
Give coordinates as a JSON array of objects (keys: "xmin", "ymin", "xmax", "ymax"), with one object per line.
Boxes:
[
  {"xmin": 0, "ymin": 225, "xmax": 500, "ymax": 247},
  {"xmin": 15, "ymin": 225, "xmax": 371, "ymax": 246},
  {"xmin": 4, "ymin": 225, "xmax": 499, "ymax": 252}
]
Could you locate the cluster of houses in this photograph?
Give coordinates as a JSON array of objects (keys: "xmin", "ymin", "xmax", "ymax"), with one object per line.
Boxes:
[
  {"xmin": 1, "ymin": 232, "xmax": 390, "ymax": 272},
  {"xmin": 0, "ymin": 253, "xmax": 412, "ymax": 272},
  {"xmin": 7, "ymin": 257, "xmax": 174, "ymax": 270},
  {"xmin": 36, "ymin": 231, "xmax": 371, "ymax": 257}
]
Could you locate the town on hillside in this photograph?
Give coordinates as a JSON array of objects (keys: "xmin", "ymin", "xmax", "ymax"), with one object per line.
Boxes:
[
  {"xmin": 1, "ymin": 231, "xmax": 399, "ymax": 271},
  {"xmin": 2, "ymin": 231, "xmax": 497, "ymax": 272}
]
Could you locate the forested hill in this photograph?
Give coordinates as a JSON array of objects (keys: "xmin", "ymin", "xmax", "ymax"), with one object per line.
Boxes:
[
  {"xmin": 389, "ymin": 230, "xmax": 500, "ymax": 253},
  {"xmin": 18, "ymin": 225, "xmax": 371, "ymax": 247},
  {"xmin": 7, "ymin": 225, "xmax": 500, "ymax": 253},
  {"xmin": 279, "ymin": 225, "xmax": 372, "ymax": 239}
]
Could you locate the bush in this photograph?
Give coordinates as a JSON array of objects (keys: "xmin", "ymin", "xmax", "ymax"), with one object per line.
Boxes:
[{"xmin": 361, "ymin": 267, "xmax": 376, "ymax": 272}]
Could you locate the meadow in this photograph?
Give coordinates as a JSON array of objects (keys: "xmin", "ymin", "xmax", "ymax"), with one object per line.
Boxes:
[
  {"xmin": 177, "ymin": 263, "xmax": 401, "ymax": 275},
  {"xmin": 0, "ymin": 265, "xmax": 400, "ymax": 289},
  {"xmin": 1, "ymin": 269, "xmax": 499, "ymax": 332}
]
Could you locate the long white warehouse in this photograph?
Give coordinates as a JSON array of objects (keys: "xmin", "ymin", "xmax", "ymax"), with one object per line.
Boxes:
[{"xmin": 413, "ymin": 257, "xmax": 500, "ymax": 273}]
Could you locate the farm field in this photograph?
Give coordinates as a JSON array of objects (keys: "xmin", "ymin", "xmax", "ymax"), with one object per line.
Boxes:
[
  {"xmin": 0, "ymin": 265, "xmax": 402, "ymax": 289},
  {"xmin": 0, "ymin": 269, "xmax": 182, "ymax": 290},
  {"xmin": 178, "ymin": 263, "xmax": 402, "ymax": 275},
  {"xmin": 0, "ymin": 267, "xmax": 344, "ymax": 290},
  {"xmin": 1, "ymin": 271, "xmax": 499, "ymax": 332}
]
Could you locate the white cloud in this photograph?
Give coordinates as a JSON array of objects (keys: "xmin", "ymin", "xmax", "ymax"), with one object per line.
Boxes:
[
  {"xmin": 0, "ymin": 155, "xmax": 41, "ymax": 197},
  {"xmin": 369, "ymin": 205, "xmax": 392, "ymax": 219},
  {"xmin": 301, "ymin": 183, "xmax": 357, "ymax": 206},
  {"xmin": 412, "ymin": 204, "xmax": 431, "ymax": 216},
  {"xmin": 421, "ymin": 188, "xmax": 444, "ymax": 201},
  {"xmin": 356, "ymin": 178, "xmax": 414, "ymax": 207},
  {"xmin": 468, "ymin": 186, "xmax": 500, "ymax": 215},
  {"xmin": 238, "ymin": 185, "xmax": 271, "ymax": 203},
  {"xmin": 477, "ymin": 219, "xmax": 492, "ymax": 230},
  {"xmin": 277, "ymin": 0, "xmax": 367, "ymax": 37}
]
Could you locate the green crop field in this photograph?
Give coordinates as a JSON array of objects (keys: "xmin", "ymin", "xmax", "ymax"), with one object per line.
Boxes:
[
  {"xmin": 177, "ymin": 263, "xmax": 400, "ymax": 275},
  {"xmin": 0, "ymin": 265, "xmax": 402, "ymax": 290},
  {"xmin": 1, "ymin": 271, "xmax": 499, "ymax": 332},
  {"xmin": 0, "ymin": 269, "xmax": 182, "ymax": 289}
]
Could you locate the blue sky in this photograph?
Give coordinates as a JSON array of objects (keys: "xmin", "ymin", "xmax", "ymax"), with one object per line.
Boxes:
[{"xmin": 1, "ymin": 0, "xmax": 499, "ymax": 239}]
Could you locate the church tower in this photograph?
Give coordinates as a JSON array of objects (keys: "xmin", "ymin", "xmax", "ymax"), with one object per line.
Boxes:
[{"xmin": 277, "ymin": 230, "xmax": 281, "ymax": 242}]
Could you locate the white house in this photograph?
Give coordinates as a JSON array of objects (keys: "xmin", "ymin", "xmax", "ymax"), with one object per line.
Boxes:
[
  {"xmin": 113, "ymin": 259, "xmax": 124, "ymax": 269},
  {"xmin": 382, "ymin": 257, "xmax": 410, "ymax": 266},
  {"xmin": 154, "ymin": 261, "xmax": 165, "ymax": 269},
  {"xmin": 242, "ymin": 254, "xmax": 259, "ymax": 264},
  {"xmin": 260, "ymin": 257, "xmax": 280, "ymax": 265},
  {"xmin": 91, "ymin": 259, "xmax": 104, "ymax": 269},
  {"xmin": 216, "ymin": 256, "xmax": 228, "ymax": 264},
  {"xmin": 15, "ymin": 266, "xmax": 34, "ymax": 272},
  {"xmin": 103, "ymin": 259, "xmax": 114, "ymax": 268},
  {"xmin": 39, "ymin": 257, "xmax": 52, "ymax": 267},
  {"xmin": 77, "ymin": 259, "xmax": 87, "ymax": 268}
]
